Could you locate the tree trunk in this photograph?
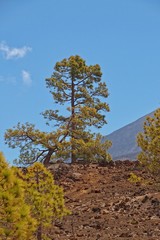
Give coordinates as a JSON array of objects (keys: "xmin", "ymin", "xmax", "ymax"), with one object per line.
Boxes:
[
  {"xmin": 71, "ymin": 75, "xmax": 76, "ymax": 163},
  {"xmin": 37, "ymin": 224, "xmax": 42, "ymax": 240},
  {"xmin": 43, "ymin": 149, "xmax": 54, "ymax": 166}
]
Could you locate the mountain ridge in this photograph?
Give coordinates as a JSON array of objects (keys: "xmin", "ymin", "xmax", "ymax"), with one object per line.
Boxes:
[{"xmin": 103, "ymin": 110, "xmax": 155, "ymax": 160}]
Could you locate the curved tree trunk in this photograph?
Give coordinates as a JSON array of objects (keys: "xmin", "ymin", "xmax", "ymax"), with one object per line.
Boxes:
[{"xmin": 43, "ymin": 149, "xmax": 54, "ymax": 166}]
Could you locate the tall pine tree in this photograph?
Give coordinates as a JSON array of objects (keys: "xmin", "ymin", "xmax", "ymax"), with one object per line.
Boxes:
[{"xmin": 5, "ymin": 55, "xmax": 111, "ymax": 165}]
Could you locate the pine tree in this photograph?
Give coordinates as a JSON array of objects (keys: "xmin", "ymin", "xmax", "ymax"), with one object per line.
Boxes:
[
  {"xmin": 21, "ymin": 162, "xmax": 69, "ymax": 240},
  {"xmin": 0, "ymin": 152, "xmax": 36, "ymax": 240},
  {"xmin": 137, "ymin": 108, "xmax": 160, "ymax": 173},
  {"xmin": 5, "ymin": 55, "xmax": 111, "ymax": 165}
]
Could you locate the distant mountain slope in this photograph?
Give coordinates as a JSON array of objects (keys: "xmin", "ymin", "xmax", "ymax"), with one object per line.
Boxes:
[{"xmin": 103, "ymin": 111, "xmax": 155, "ymax": 160}]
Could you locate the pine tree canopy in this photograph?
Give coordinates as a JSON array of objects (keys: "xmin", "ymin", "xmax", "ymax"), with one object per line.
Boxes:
[
  {"xmin": 0, "ymin": 152, "xmax": 36, "ymax": 240},
  {"xmin": 21, "ymin": 162, "xmax": 70, "ymax": 239},
  {"xmin": 137, "ymin": 108, "xmax": 160, "ymax": 173}
]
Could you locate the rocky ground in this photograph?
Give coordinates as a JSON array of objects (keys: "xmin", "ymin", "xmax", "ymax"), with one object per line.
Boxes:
[{"xmin": 49, "ymin": 161, "xmax": 160, "ymax": 240}]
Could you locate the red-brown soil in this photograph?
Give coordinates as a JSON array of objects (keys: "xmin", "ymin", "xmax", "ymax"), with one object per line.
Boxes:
[{"xmin": 49, "ymin": 161, "xmax": 160, "ymax": 240}]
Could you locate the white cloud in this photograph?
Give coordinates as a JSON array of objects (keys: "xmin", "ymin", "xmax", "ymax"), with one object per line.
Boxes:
[
  {"xmin": 0, "ymin": 42, "xmax": 32, "ymax": 59},
  {"xmin": 22, "ymin": 70, "xmax": 32, "ymax": 86}
]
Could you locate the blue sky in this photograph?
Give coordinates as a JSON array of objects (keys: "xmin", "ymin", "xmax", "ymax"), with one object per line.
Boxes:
[{"xmin": 1, "ymin": 0, "xmax": 160, "ymax": 162}]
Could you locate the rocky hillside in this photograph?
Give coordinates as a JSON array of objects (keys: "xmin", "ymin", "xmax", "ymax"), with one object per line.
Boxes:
[
  {"xmin": 103, "ymin": 111, "xmax": 155, "ymax": 160},
  {"xmin": 48, "ymin": 161, "xmax": 160, "ymax": 240}
]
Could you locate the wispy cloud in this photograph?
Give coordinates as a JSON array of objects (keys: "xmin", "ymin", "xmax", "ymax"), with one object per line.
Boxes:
[
  {"xmin": 0, "ymin": 76, "xmax": 4, "ymax": 82},
  {"xmin": 22, "ymin": 70, "xmax": 32, "ymax": 86},
  {"xmin": 1, "ymin": 71, "xmax": 32, "ymax": 86},
  {"xmin": 0, "ymin": 75, "xmax": 17, "ymax": 85},
  {"xmin": 0, "ymin": 42, "xmax": 32, "ymax": 59}
]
